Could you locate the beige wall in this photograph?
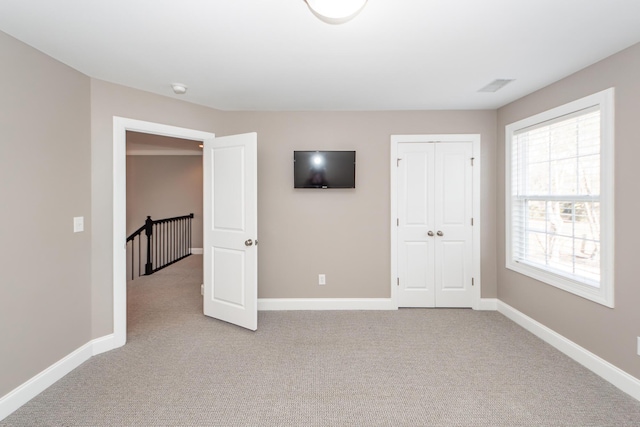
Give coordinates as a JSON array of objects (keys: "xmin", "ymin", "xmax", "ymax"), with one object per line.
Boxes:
[
  {"xmin": 497, "ymin": 42, "xmax": 640, "ymax": 378},
  {"xmin": 216, "ymin": 110, "xmax": 498, "ymax": 299},
  {"xmin": 90, "ymin": 82, "xmax": 498, "ymax": 335},
  {"xmin": 126, "ymin": 154, "xmax": 203, "ymax": 247},
  {"xmin": 0, "ymin": 32, "xmax": 92, "ymax": 396}
]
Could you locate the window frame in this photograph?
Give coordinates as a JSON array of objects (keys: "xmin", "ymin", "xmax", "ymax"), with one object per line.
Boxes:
[{"xmin": 505, "ymin": 88, "xmax": 615, "ymax": 307}]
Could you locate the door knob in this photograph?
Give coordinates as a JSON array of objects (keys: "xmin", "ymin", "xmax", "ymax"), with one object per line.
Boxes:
[
  {"xmin": 245, "ymin": 239, "xmax": 253, "ymax": 247},
  {"xmin": 427, "ymin": 231, "xmax": 434, "ymax": 236},
  {"xmin": 437, "ymin": 231, "xmax": 443, "ymax": 237}
]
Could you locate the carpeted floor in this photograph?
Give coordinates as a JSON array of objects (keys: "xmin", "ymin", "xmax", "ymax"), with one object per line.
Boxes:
[{"xmin": 3, "ymin": 255, "xmax": 640, "ymax": 426}]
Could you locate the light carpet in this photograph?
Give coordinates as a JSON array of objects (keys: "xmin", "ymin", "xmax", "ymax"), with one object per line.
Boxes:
[{"xmin": 3, "ymin": 255, "xmax": 640, "ymax": 426}]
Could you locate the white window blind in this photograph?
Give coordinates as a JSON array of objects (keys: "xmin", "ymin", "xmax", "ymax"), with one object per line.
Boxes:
[{"xmin": 511, "ymin": 107, "xmax": 601, "ymax": 286}]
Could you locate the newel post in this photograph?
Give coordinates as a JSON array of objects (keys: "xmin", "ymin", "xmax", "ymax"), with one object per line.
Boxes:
[{"xmin": 144, "ymin": 216, "xmax": 153, "ymax": 275}]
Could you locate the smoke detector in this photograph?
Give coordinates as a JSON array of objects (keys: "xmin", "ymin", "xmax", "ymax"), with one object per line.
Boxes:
[{"xmin": 171, "ymin": 83, "xmax": 188, "ymax": 95}]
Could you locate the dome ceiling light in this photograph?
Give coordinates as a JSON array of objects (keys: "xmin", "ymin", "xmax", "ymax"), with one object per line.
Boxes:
[{"xmin": 304, "ymin": 0, "xmax": 368, "ymax": 24}]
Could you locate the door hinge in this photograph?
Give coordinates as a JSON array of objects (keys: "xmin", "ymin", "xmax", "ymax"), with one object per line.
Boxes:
[
  {"xmin": 397, "ymin": 158, "xmax": 401, "ymax": 167},
  {"xmin": 471, "ymin": 157, "xmax": 475, "ymax": 166},
  {"xmin": 397, "ymin": 218, "xmax": 399, "ymax": 226},
  {"xmin": 397, "ymin": 277, "xmax": 400, "ymax": 286},
  {"xmin": 471, "ymin": 218, "xmax": 474, "ymax": 226},
  {"xmin": 472, "ymin": 278, "xmax": 475, "ymax": 286}
]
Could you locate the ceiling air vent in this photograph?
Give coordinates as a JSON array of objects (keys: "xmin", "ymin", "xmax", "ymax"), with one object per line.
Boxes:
[{"xmin": 478, "ymin": 79, "xmax": 515, "ymax": 93}]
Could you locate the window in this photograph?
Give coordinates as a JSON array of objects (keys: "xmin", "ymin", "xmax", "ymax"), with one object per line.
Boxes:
[{"xmin": 505, "ymin": 88, "xmax": 614, "ymax": 307}]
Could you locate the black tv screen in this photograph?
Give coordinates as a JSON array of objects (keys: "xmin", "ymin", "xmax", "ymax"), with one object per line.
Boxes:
[{"xmin": 294, "ymin": 151, "xmax": 356, "ymax": 189}]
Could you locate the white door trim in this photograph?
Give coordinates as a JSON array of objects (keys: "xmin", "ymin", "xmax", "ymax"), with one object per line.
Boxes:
[
  {"xmin": 112, "ymin": 117, "xmax": 215, "ymax": 348},
  {"xmin": 390, "ymin": 134, "xmax": 481, "ymax": 310}
]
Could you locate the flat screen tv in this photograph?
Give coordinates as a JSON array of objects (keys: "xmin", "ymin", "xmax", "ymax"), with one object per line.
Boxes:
[{"xmin": 294, "ymin": 151, "xmax": 356, "ymax": 189}]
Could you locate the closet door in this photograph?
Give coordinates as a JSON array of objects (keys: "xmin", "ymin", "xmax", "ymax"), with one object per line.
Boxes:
[
  {"xmin": 397, "ymin": 142, "xmax": 473, "ymax": 308},
  {"xmin": 397, "ymin": 143, "xmax": 436, "ymax": 307},
  {"xmin": 433, "ymin": 142, "xmax": 473, "ymax": 307}
]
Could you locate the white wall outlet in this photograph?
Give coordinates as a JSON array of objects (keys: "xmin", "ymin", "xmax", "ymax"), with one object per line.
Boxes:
[
  {"xmin": 637, "ymin": 337, "xmax": 640, "ymax": 356},
  {"xmin": 318, "ymin": 274, "xmax": 326, "ymax": 285},
  {"xmin": 201, "ymin": 284, "xmax": 204, "ymax": 296},
  {"xmin": 73, "ymin": 216, "xmax": 84, "ymax": 233}
]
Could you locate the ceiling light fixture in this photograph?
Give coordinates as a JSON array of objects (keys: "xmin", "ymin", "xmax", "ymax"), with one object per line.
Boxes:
[
  {"xmin": 171, "ymin": 83, "xmax": 188, "ymax": 95},
  {"xmin": 305, "ymin": 0, "xmax": 368, "ymax": 24}
]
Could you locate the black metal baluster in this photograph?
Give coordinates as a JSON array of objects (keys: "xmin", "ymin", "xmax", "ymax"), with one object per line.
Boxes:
[
  {"xmin": 161, "ymin": 222, "xmax": 164, "ymax": 268},
  {"xmin": 153, "ymin": 223, "xmax": 157, "ymax": 270},
  {"xmin": 137, "ymin": 235, "xmax": 141, "ymax": 278},
  {"xmin": 130, "ymin": 236, "xmax": 134, "ymax": 280},
  {"xmin": 162, "ymin": 223, "xmax": 164, "ymax": 266}
]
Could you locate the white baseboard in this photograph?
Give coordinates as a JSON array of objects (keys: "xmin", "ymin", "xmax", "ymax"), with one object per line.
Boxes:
[
  {"xmin": 0, "ymin": 334, "xmax": 116, "ymax": 421},
  {"xmin": 190, "ymin": 248, "xmax": 203, "ymax": 255},
  {"xmin": 91, "ymin": 334, "xmax": 115, "ymax": 356},
  {"xmin": 476, "ymin": 298, "xmax": 498, "ymax": 310},
  {"xmin": 497, "ymin": 300, "xmax": 640, "ymax": 402},
  {"xmin": 258, "ymin": 298, "xmax": 498, "ymax": 311},
  {"xmin": 258, "ymin": 298, "xmax": 396, "ymax": 311}
]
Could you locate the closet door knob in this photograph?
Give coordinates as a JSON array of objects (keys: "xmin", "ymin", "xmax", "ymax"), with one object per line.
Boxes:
[
  {"xmin": 427, "ymin": 231, "xmax": 434, "ymax": 236},
  {"xmin": 437, "ymin": 231, "xmax": 443, "ymax": 237}
]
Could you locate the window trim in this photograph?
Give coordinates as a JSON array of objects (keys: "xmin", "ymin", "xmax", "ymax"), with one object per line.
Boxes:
[{"xmin": 505, "ymin": 88, "xmax": 615, "ymax": 308}]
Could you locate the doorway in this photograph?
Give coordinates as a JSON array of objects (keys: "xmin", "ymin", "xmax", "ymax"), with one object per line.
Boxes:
[
  {"xmin": 113, "ymin": 117, "xmax": 216, "ymax": 347},
  {"xmin": 390, "ymin": 135, "xmax": 481, "ymax": 309}
]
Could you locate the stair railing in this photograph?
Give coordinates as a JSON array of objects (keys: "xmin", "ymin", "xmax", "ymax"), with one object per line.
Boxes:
[{"xmin": 126, "ymin": 213, "xmax": 194, "ymax": 280}]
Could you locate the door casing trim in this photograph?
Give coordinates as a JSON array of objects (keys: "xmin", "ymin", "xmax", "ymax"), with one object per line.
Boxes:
[{"xmin": 112, "ymin": 117, "xmax": 215, "ymax": 348}]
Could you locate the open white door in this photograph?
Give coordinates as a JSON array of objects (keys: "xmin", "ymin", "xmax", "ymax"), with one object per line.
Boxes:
[{"xmin": 203, "ymin": 132, "xmax": 257, "ymax": 330}]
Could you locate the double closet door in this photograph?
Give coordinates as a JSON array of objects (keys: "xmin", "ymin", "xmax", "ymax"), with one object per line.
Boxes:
[{"xmin": 397, "ymin": 141, "xmax": 473, "ymax": 308}]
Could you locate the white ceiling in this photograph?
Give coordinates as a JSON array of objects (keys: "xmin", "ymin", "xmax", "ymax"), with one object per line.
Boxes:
[{"xmin": 1, "ymin": 0, "xmax": 640, "ymax": 111}]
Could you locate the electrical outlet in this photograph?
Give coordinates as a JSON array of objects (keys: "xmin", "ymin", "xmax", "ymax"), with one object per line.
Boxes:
[
  {"xmin": 637, "ymin": 337, "xmax": 640, "ymax": 356},
  {"xmin": 201, "ymin": 284, "xmax": 204, "ymax": 296},
  {"xmin": 318, "ymin": 274, "xmax": 326, "ymax": 285}
]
